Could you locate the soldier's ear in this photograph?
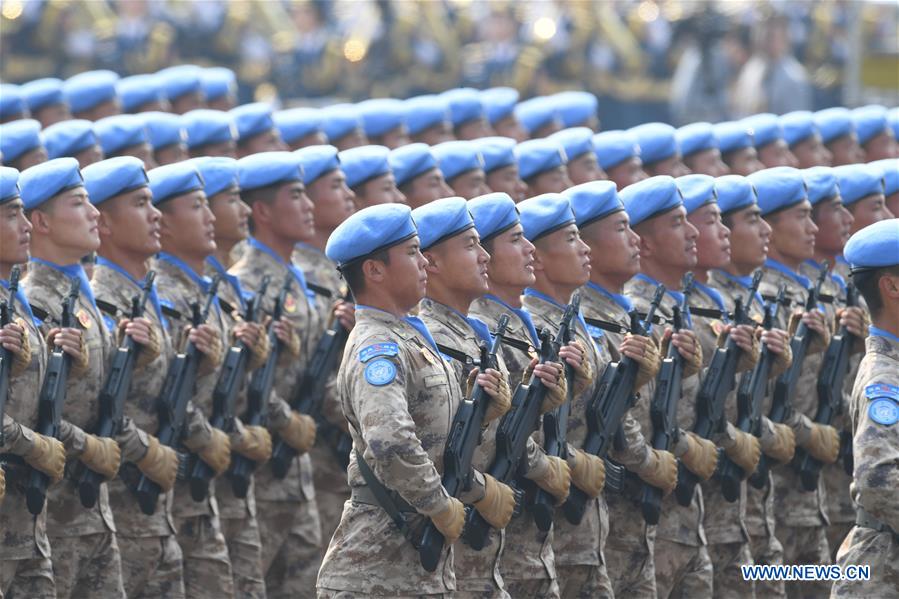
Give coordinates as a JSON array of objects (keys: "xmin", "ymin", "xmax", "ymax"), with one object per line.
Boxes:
[{"xmin": 422, "ymin": 249, "xmax": 439, "ymax": 273}]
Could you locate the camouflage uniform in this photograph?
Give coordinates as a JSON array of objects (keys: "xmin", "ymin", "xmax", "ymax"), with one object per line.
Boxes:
[
  {"xmin": 229, "ymin": 239, "xmax": 323, "ymax": 598},
  {"xmin": 0, "ymin": 280, "xmax": 54, "ymax": 599},
  {"xmin": 833, "ymin": 330, "xmax": 899, "ymax": 597},
  {"xmin": 623, "ymin": 274, "xmax": 714, "ymax": 599},
  {"xmin": 521, "ymin": 290, "xmax": 613, "ymax": 599},
  {"xmin": 22, "ymin": 260, "xmax": 126, "ymax": 599},
  {"xmin": 317, "ymin": 306, "xmax": 482, "ymax": 596}
]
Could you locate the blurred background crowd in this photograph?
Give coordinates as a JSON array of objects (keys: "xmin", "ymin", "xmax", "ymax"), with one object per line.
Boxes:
[{"xmin": 1, "ymin": 0, "xmax": 897, "ymax": 129}]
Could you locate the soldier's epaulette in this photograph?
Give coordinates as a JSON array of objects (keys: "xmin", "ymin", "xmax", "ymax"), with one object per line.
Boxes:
[
  {"xmin": 95, "ymin": 298, "xmax": 120, "ymax": 317},
  {"xmin": 306, "ymin": 282, "xmax": 332, "ymax": 299},
  {"xmin": 436, "ymin": 343, "xmax": 478, "ymax": 366},
  {"xmin": 497, "ymin": 333, "xmax": 534, "ymax": 355}
]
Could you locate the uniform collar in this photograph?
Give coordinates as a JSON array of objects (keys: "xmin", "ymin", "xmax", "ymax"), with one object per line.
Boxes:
[
  {"xmin": 156, "ymin": 251, "xmax": 221, "ymax": 314},
  {"xmin": 585, "ymin": 281, "xmax": 633, "ymax": 312},
  {"xmin": 0, "ymin": 277, "xmax": 37, "ymax": 327},
  {"xmin": 205, "ymin": 254, "xmax": 247, "ymax": 311},
  {"xmin": 522, "ymin": 287, "xmax": 596, "ymax": 348},
  {"xmin": 483, "ymin": 293, "xmax": 539, "ymax": 346},
  {"xmin": 423, "ymin": 297, "xmax": 493, "ymax": 345},
  {"xmin": 247, "ymin": 237, "xmax": 315, "ymax": 307},
  {"xmin": 95, "ymin": 256, "xmax": 166, "ymax": 327},
  {"xmin": 764, "ymin": 258, "xmax": 811, "ymax": 289},
  {"xmin": 632, "ymin": 272, "xmax": 692, "ymax": 327},
  {"xmin": 711, "ymin": 269, "xmax": 765, "ymax": 310},
  {"xmin": 29, "ymin": 257, "xmax": 97, "ymax": 310},
  {"xmin": 869, "ymin": 325, "xmax": 899, "ymax": 345}
]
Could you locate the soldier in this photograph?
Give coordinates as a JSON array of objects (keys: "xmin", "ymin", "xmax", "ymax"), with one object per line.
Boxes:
[
  {"xmin": 630, "ymin": 123, "xmax": 691, "ymax": 178},
  {"xmin": 156, "ymin": 65, "xmax": 205, "ymax": 115},
  {"xmin": 340, "ymin": 145, "xmax": 406, "ymax": 210},
  {"xmin": 441, "ymin": 88, "xmax": 494, "ymax": 141},
  {"xmin": 183, "ymin": 110, "xmax": 239, "ymax": 159},
  {"xmin": 592, "ymin": 130, "xmax": 648, "ymax": 192},
  {"xmin": 515, "ymin": 139, "xmax": 573, "ymax": 198},
  {"xmin": 741, "ymin": 114, "xmax": 799, "ymax": 169},
  {"xmin": 95, "ymin": 115, "xmax": 157, "ymax": 169},
  {"xmin": 780, "ymin": 112, "xmax": 833, "ymax": 169},
  {"xmin": 714, "ymin": 122, "xmax": 764, "ymax": 177},
  {"xmin": 515, "ymin": 97, "xmax": 563, "ymax": 140},
  {"xmin": 0, "ymin": 167, "xmax": 67, "ymax": 599},
  {"xmin": 433, "ymin": 141, "xmax": 491, "ymax": 200},
  {"xmin": 359, "ymin": 99, "xmax": 411, "ymax": 150},
  {"xmin": 0, "ymin": 84, "xmax": 29, "ymax": 124},
  {"xmin": 390, "ymin": 143, "xmax": 453, "ymax": 209},
  {"xmin": 832, "ymin": 218, "xmax": 899, "ymax": 597},
  {"xmin": 871, "ymin": 158, "xmax": 899, "ymax": 221},
  {"xmin": 117, "ymin": 74, "xmax": 170, "ymax": 115},
  {"xmin": 474, "ymin": 137, "xmax": 527, "ymax": 203},
  {"xmin": 814, "ymin": 109, "xmax": 865, "ymax": 168},
  {"xmin": 0, "ymin": 120, "xmax": 48, "ymax": 171},
  {"xmin": 676, "ymin": 123, "xmax": 729, "ymax": 177},
  {"xmin": 274, "ymin": 108, "xmax": 327, "ymax": 152},
  {"xmin": 480, "ymin": 88, "xmax": 527, "ymax": 142},
  {"xmin": 231, "ymin": 103, "xmax": 287, "ymax": 158},
  {"xmin": 20, "ymin": 78, "xmax": 71, "ymax": 128},
  {"xmin": 43, "ymin": 120, "xmax": 104, "ymax": 168},
  {"xmin": 63, "ymin": 71, "xmax": 121, "ymax": 121},
  {"xmin": 405, "ymin": 95, "xmax": 455, "ymax": 146},
  {"xmin": 852, "ymin": 105, "xmax": 898, "ymax": 162},
  {"xmin": 320, "ymin": 105, "xmax": 369, "ymax": 152},
  {"xmin": 19, "ymin": 158, "xmax": 126, "ymax": 598},
  {"xmin": 548, "ymin": 128, "xmax": 606, "ymax": 184},
  {"xmin": 143, "ymin": 112, "xmax": 189, "ymax": 167},
  {"xmin": 834, "ymin": 164, "xmax": 895, "ymax": 238}
]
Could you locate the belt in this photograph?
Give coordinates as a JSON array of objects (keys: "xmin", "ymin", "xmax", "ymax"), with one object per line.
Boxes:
[
  {"xmin": 350, "ymin": 485, "xmax": 416, "ymax": 513},
  {"xmin": 856, "ymin": 507, "xmax": 899, "ymax": 542}
]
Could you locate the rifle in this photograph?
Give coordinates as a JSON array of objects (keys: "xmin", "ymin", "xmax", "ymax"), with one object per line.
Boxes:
[
  {"xmin": 77, "ymin": 271, "xmax": 157, "ymax": 508},
  {"xmin": 794, "ymin": 282, "xmax": 859, "ymax": 490},
  {"xmin": 748, "ymin": 263, "xmax": 829, "ymax": 489},
  {"xmin": 640, "ymin": 272, "xmax": 695, "ymax": 525},
  {"xmin": 188, "ymin": 276, "xmax": 269, "ymax": 501},
  {"xmin": 131, "ymin": 276, "xmax": 220, "ymax": 515},
  {"xmin": 530, "ymin": 293, "xmax": 581, "ymax": 532},
  {"xmin": 24, "ymin": 277, "xmax": 80, "ymax": 515},
  {"xmin": 270, "ymin": 292, "xmax": 352, "ymax": 478},
  {"xmin": 674, "ymin": 270, "xmax": 762, "ymax": 506},
  {"xmin": 229, "ymin": 276, "xmax": 291, "ymax": 498},
  {"xmin": 561, "ymin": 284, "xmax": 666, "ymax": 525},
  {"xmin": 418, "ymin": 314, "xmax": 509, "ymax": 572},
  {"xmin": 0, "ymin": 265, "xmax": 21, "ymax": 449}
]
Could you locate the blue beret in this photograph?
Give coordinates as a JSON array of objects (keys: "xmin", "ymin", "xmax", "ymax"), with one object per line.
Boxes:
[
  {"xmin": 715, "ymin": 175, "xmax": 757, "ymax": 214},
  {"xmin": 148, "ymin": 162, "xmax": 205, "ymax": 205},
  {"xmin": 889, "ymin": 107, "xmax": 899, "ymax": 140},
  {"xmin": 412, "ymin": 196, "xmax": 474, "ymax": 250},
  {"xmin": 747, "ymin": 167, "xmax": 807, "ymax": 216},
  {"xmin": 619, "ymin": 175, "xmax": 682, "ymax": 226},
  {"xmin": 814, "ymin": 108, "xmax": 854, "ymax": 144},
  {"xmin": 95, "ymin": 114, "xmax": 149, "ymax": 155},
  {"xmin": 742, "ymin": 113, "xmax": 783, "ymax": 148},
  {"xmin": 515, "ymin": 96, "xmax": 560, "ymax": 136},
  {"xmin": 19, "ymin": 157, "xmax": 83, "ymax": 210},
  {"xmin": 801, "ymin": 166, "xmax": 839, "ymax": 206},
  {"xmin": 230, "ymin": 102, "xmax": 275, "ymax": 141},
  {"xmin": 295, "ymin": 145, "xmax": 340, "ymax": 184},
  {"xmin": 274, "ymin": 107, "xmax": 323, "ymax": 145},
  {"xmin": 189, "ymin": 156, "xmax": 239, "ymax": 197},
  {"xmin": 320, "ymin": 103, "xmax": 363, "ymax": 142},
  {"xmin": 183, "ymin": 109, "xmax": 237, "ymax": 148},
  {"xmin": 834, "ymin": 164, "xmax": 885, "ymax": 206},
  {"xmin": 780, "ymin": 111, "xmax": 817, "ymax": 146},
  {"xmin": 549, "ymin": 127, "xmax": 594, "ymax": 161},
  {"xmin": 630, "ymin": 122, "xmax": 678, "ymax": 165},
  {"xmin": 0, "ymin": 166, "xmax": 20, "ymax": 204},
  {"xmin": 237, "ymin": 151, "xmax": 303, "ymax": 191},
  {"xmin": 852, "ymin": 105, "xmax": 890, "ymax": 145},
  {"xmin": 0, "ymin": 84, "xmax": 27, "ymax": 120},
  {"xmin": 63, "ymin": 70, "xmax": 119, "ymax": 114},
  {"xmin": 432, "ymin": 141, "xmax": 485, "ymax": 181},
  {"xmin": 440, "ymin": 88, "xmax": 485, "ymax": 127},
  {"xmin": 201, "ymin": 67, "xmax": 237, "ymax": 102},
  {"xmin": 480, "ymin": 87, "xmax": 519, "ymax": 125},
  {"xmin": 515, "ymin": 138, "xmax": 567, "ymax": 181},
  {"xmin": 676, "ymin": 174, "xmax": 717, "ymax": 214},
  {"xmin": 389, "ymin": 143, "xmax": 438, "ymax": 187},
  {"xmin": 141, "ymin": 112, "xmax": 186, "ymax": 150},
  {"xmin": 326, "ymin": 203, "xmax": 417, "ymax": 266},
  {"xmin": 339, "ymin": 145, "xmax": 391, "ymax": 188},
  {"xmin": 870, "ymin": 158, "xmax": 899, "ymax": 196},
  {"xmin": 676, "ymin": 122, "xmax": 718, "ymax": 157},
  {"xmin": 715, "ymin": 121, "xmax": 754, "ymax": 154},
  {"xmin": 82, "ymin": 156, "xmax": 149, "ymax": 205},
  {"xmin": 474, "ymin": 136, "xmax": 517, "ymax": 173},
  {"xmin": 469, "ymin": 192, "xmax": 519, "ymax": 241},
  {"xmin": 43, "ymin": 119, "xmax": 99, "ymax": 159},
  {"xmin": 518, "ymin": 193, "xmax": 576, "ymax": 242},
  {"xmin": 155, "ymin": 64, "xmax": 203, "ymax": 101},
  {"xmin": 21, "ymin": 78, "xmax": 65, "ymax": 112},
  {"xmin": 844, "ymin": 219, "xmax": 899, "ymax": 271},
  {"xmin": 552, "ymin": 91, "xmax": 598, "ymax": 128},
  {"xmin": 592, "ymin": 130, "xmax": 641, "ymax": 170},
  {"xmin": 116, "ymin": 74, "xmax": 165, "ymax": 113},
  {"xmin": 0, "ymin": 119, "xmax": 43, "ymax": 161},
  {"xmin": 563, "ymin": 180, "xmax": 623, "ymax": 228},
  {"xmin": 404, "ymin": 95, "xmax": 450, "ymax": 136},
  {"xmin": 358, "ymin": 98, "xmax": 406, "ymax": 138}
]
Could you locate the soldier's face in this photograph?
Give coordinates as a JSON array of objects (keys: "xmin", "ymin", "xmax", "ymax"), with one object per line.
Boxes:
[
  {"xmin": 119, "ymin": 142, "xmax": 157, "ymax": 170},
  {"xmin": 606, "ymin": 158, "xmax": 647, "ymax": 191},
  {"xmin": 456, "ymin": 118, "xmax": 494, "ymax": 141},
  {"xmin": 309, "ymin": 169, "xmax": 355, "ymax": 231},
  {"xmin": 210, "ymin": 187, "xmax": 250, "ymax": 246},
  {"xmin": 637, "ymin": 206, "xmax": 698, "ymax": 272},
  {"xmin": 727, "ymin": 205, "xmax": 770, "ymax": 270},
  {"xmin": 766, "ymin": 200, "xmax": 817, "ymax": 262},
  {"xmin": 528, "ymin": 166, "xmax": 573, "ymax": 197},
  {"xmin": 191, "ymin": 140, "xmax": 237, "ymax": 159},
  {"xmin": 567, "ymin": 152, "xmax": 606, "ymax": 185},
  {"xmin": 645, "ymin": 154, "xmax": 691, "ymax": 178},
  {"xmin": 154, "ymin": 142, "xmax": 189, "ymax": 166},
  {"xmin": 270, "ymin": 181, "xmax": 315, "ymax": 242},
  {"xmin": 35, "ymin": 103, "xmax": 72, "ymax": 129},
  {"xmin": 580, "ymin": 211, "xmax": 640, "ymax": 282},
  {"xmin": 724, "ymin": 147, "xmax": 764, "ymax": 177},
  {"xmin": 485, "ymin": 165, "xmax": 527, "ymax": 203},
  {"xmin": 405, "ymin": 169, "xmax": 453, "ymax": 209},
  {"xmin": 848, "ymin": 193, "xmax": 894, "ymax": 235},
  {"xmin": 159, "ymin": 190, "xmax": 216, "ymax": 258},
  {"xmin": 448, "ymin": 169, "xmax": 490, "ymax": 200},
  {"xmin": 170, "ymin": 92, "xmax": 204, "ymax": 115},
  {"xmin": 383, "ymin": 237, "xmax": 428, "ymax": 308},
  {"xmin": 684, "ymin": 149, "xmax": 729, "ymax": 177},
  {"xmin": 98, "ymin": 187, "xmax": 162, "ymax": 258},
  {"xmin": 415, "ymin": 122, "xmax": 454, "ymax": 146},
  {"xmin": 689, "ymin": 203, "xmax": 731, "ymax": 271},
  {"xmin": 36, "ymin": 187, "xmax": 100, "ymax": 257},
  {"xmin": 812, "ymin": 196, "xmax": 853, "ymax": 254},
  {"xmin": 493, "ymin": 116, "xmax": 527, "ymax": 143},
  {"xmin": 791, "ymin": 134, "xmax": 832, "ymax": 168},
  {"xmin": 378, "ymin": 126, "xmax": 411, "ymax": 150},
  {"xmin": 426, "ymin": 229, "xmax": 490, "ymax": 299},
  {"xmin": 355, "ymin": 173, "xmax": 406, "ymax": 209},
  {"xmin": 485, "ymin": 223, "xmax": 535, "ymax": 289},
  {"xmin": 238, "ymin": 129, "xmax": 286, "ymax": 158},
  {"xmin": 862, "ymin": 131, "xmax": 898, "ymax": 162},
  {"xmin": 757, "ymin": 140, "xmax": 798, "ymax": 169},
  {"xmin": 0, "ymin": 198, "xmax": 32, "ymax": 265},
  {"xmin": 827, "ymin": 134, "xmax": 865, "ymax": 166},
  {"xmin": 885, "ymin": 191, "xmax": 899, "ymax": 220},
  {"xmin": 74, "ymin": 144, "xmax": 104, "ymax": 169},
  {"xmin": 533, "ymin": 224, "xmax": 591, "ymax": 288},
  {"xmin": 12, "ymin": 146, "xmax": 49, "ymax": 171}
]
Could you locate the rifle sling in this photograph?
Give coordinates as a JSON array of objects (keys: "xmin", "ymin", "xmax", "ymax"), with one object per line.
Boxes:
[
  {"xmin": 353, "ymin": 452, "xmax": 420, "ymax": 547},
  {"xmin": 306, "ymin": 282, "xmax": 333, "ymax": 299},
  {"xmin": 686, "ymin": 306, "xmax": 729, "ymax": 320},
  {"xmin": 583, "ymin": 316, "xmax": 629, "ymax": 335},
  {"xmin": 95, "ymin": 299, "xmax": 119, "ymax": 317},
  {"xmin": 497, "ymin": 334, "xmax": 535, "ymax": 355},
  {"xmin": 435, "ymin": 343, "xmax": 478, "ymax": 367}
]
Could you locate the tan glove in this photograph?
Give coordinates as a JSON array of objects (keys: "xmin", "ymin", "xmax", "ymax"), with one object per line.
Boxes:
[
  {"xmin": 0, "ymin": 464, "xmax": 5, "ymax": 503},
  {"xmin": 473, "ymin": 473, "xmax": 516, "ymax": 529},
  {"xmin": 233, "ymin": 425, "xmax": 273, "ymax": 463},
  {"xmin": 760, "ymin": 422, "xmax": 796, "ymax": 464},
  {"xmin": 637, "ymin": 448, "xmax": 678, "ymax": 495},
  {"xmin": 466, "ymin": 368, "xmax": 512, "ymax": 424},
  {"xmin": 80, "ymin": 435, "xmax": 122, "ymax": 480},
  {"xmin": 10, "ymin": 318, "xmax": 32, "ymax": 377},
  {"xmin": 529, "ymin": 455, "xmax": 571, "ymax": 504},
  {"xmin": 120, "ymin": 319, "xmax": 162, "ymax": 368},
  {"xmin": 724, "ymin": 430, "xmax": 762, "ymax": 476},
  {"xmin": 430, "ymin": 496, "xmax": 465, "ymax": 543},
  {"xmin": 680, "ymin": 432, "xmax": 718, "ymax": 480},
  {"xmin": 523, "ymin": 360, "xmax": 567, "ymax": 414},
  {"xmin": 277, "ymin": 412, "xmax": 316, "ymax": 455},
  {"xmin": 23, "ymin": 433, "xmax": 66, "ymax": 484},
  {"xmin": 568, "ymin": 448, "xmax": 605, "ymax": 498},
  {"xmin": 571, "ymin": 340, "xmax": 594, "ymax": 396},
  {"xmin": 276, "ymin": 321, "xmax": 302, "ymax": 365},
  {"xmin": 245, "ymin": 324, "xmax": 271, "ymax": 371},
  {"xmin": 801, "ymin": 423, "xmax": 840, "ymax": 464},
  {"xmin": 48, "ymin": 327, "xmax": 90, "ymax": 377},
  {"xmin": 788, "ymin": 310, "xmax": 831, "ymax": 356},
  {"xmin": 627, "ymin": 334, "xmax": 661, "ymax": 390},
  {"xmin": 188, "ymin": 325, "xmax": 223, "ymax": 378},
  {"xmin": 661, "ymin": 329, "xmax": 703, "ymax": 379},
  {"xmin": 184, "ymin": 428, "xmax": 231, "ymax": 476},
  {"xmin": 770, "ymin": 334, "xmax": 793, "ymax": 379},
  {"xmin": 719, "ymin": 325, "xmax": 760, "ymax": 374},
  {"xmin": 136, "ymin": 435, "xmax": 179, "ymax": 491}
]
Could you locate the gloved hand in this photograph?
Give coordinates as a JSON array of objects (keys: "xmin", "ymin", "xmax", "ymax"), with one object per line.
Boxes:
[
  {"xmin": 662, "ymin": 329, "xmax": 703, "ymax": 379},
  {"xmin": 568, "ymin": 448, "xmax": 605, "ymax": 498},
  {"xmin": 136, "ymin": 435, "xmax": 179, "ymax": 491},
  {"xmin": 0, "ymin": 464, "xmax": 5, "ymax": 502},
  {"xmin": 234, "ymin": 321, "xmax": 270, "ymax": 371},
  {"xmin": 191, "ymin": 428, "xmax": 231, "ymax": 476},
  {"xmin": 187, "ymin": 323, "xmax": 223, "ymax": 377},
  {"xmin": 801, "ymin": 423, "xmax": 840, "ymax": 464},
  {"xmin": 48, "ymin": 327, "xmax": 89, "ymax": 376},
  {"xmin": 679, "ymin": 432, "xmax": 718, "ymax": 480},
  {"xmin": 760, "ymin": 421, "xmax": 796, "ymax": 464},
  {"xmin": 522, "ymin": 359, "xmax": 567, "ymax": 414},
  {"xmin": 529, "ymin": 455, "xmax": 571, "ymax": 504},
  {"xmin": 23, "ymin": 433, "xmax": 66, "ymax": 484},
  {"xmin": 0, "ymin": 318, "xmax": 32, "ymax": 376},
  {"xmin": 273, "ymin": 319, "xmax": 301, "ymax": 364},
  {"xmin": 233, "ymin": 425, "xmax": 273, "ymax": 463},
  {"xmin": 788, "ymin": 309, "xmax": 831, "ymax": 355},
  {"xmin": 721, "ymin": 324, "xmax": 760, "ymax": 374},
  {"xmin": 569, "ymin": 340, "xmax": 594, "ymax": 396},
  {"xmin": 724, "ymin": 430, "xmax": 762, "ymax": 476},
  {"xmin": 637, "ymin": 448, "xmax": 678, "ymax": 495},
  {"xmin": 836, "ymin": 306, "xmax": 869, "ymax": 354},
  {"xmin": 80, "ymin": 435, "xmax": 122, "ymax": 480},
  {"xmin": 277, "ymin": 412, "xmax": 316, "ymax": 455},
  {"xmin": 119, "ymin": 317, "xmax": 161, "ymax": 368},
  {"xmin": 431, "ymin": 497, "xmax": 465, "ymax": 543},
  {"xmin": 619, "ymin": 334, "xmax": 660, "ymax": 390},
  {"xmin": 473, "ymin": 474, "xmax": 516, "ymax": 529},
  {"xmin": 466, "ymin": 368, "xmax": 511, "ymax": 423}
]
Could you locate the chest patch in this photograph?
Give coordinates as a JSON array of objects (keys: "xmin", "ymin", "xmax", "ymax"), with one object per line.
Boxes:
[
  {"xmin": 76, "ymin": 308, "xmax": 92, "ymax": 329},
  {"xmin": 364, "ymin": 358, "xmax": 397, "ymax": 386},
  {"xmin": 359, "ymin": 342, "xmax": 399, "ymax": 363}
]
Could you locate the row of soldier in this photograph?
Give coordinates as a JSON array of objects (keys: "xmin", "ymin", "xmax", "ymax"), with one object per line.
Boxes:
[{"xmin": 0, "ymin": 71, "xmax": 898, "ymax": 599}]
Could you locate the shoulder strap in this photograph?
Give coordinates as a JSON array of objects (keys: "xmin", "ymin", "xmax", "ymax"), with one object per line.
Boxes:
[
  {"xmin": 583, "ymin": 316, "xmax": 629, "ymax": 335},
  {"xmin": 29, "ymin": 304, "xmax": 50, "ymax": 323},
  {"xmin": 435, "ymin": 343, "xmax": 478, "ymax": 367},
  {"xmin": 497, "ymin": 333, "xmax": 535, "ymax": 355},
  {"xmin": 307, "ymin": 282, "xmax": 333, "ymax": 299},
  {"xmin": 353, "ymin": 452, "xmax": 420, "ymax": 547},
  {"xmin": 95, "ymin": 298, "xmax": 120, "ymax": 317}
]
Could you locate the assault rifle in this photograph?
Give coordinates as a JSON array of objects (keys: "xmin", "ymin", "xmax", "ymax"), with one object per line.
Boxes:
[{"xmin": 0, "ymin": 265, "xmax": 21, "ymax": 449}]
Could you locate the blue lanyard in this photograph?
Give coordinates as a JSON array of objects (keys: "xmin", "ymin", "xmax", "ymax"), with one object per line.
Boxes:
[
  {"xmin": 632, "ymin": 273, "xmax": 692, "ymax": 328},
  {"xmin": 433, "ymin": 300, "xmax": 494, "ymax": 345},
  {"xmin": 764, "ymin": 258, "xmax": 811, "ymax": 289},
  {"xmin": 95, "ymin": 256, "xmax": 167, "ymax": 327},
  {"xmin": 694, "ymin": 281, "xmax": 729, "ymax": 323},
  {"xmin": 483, "ymin": 293, "xmax": 539, "ymax": 346},
  {"xmin": 0, "ymin": 278, "xmax": 37, "ymax": 327},
  {"xmin": 156, "ymin": 252, "xmax": 221, "ymax": 315},
  {"xmin": 585, "ymin": 281, "xmax": 633, "ymax": 312},
  {"xmin": 712, "ymin": 269, "xmax": 764, "ymax": 310},
  {"xmin": 205, "ymin": 255, "xmax": 248, "ymax": 311},
  {"xmin": 30, "ymin": 257, "xmax": 97, "ymax": 310},
  {"xmin": 247, "ymin": 238, "xmax": 315, "ymax": 307},
  {"xmin": 870, "ymin": 326, "xmax": 899, "ymax": 345},
  {"xmin": 523, "ymin": 287, "xmax": 598, "ymax": 346}
]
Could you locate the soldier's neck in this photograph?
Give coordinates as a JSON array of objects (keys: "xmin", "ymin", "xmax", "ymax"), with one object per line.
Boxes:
[
  {"xmin": 531, "ymin": 273, "xmax": 577, "ymax": 306},
  {"xmin": 252, "ymin": 228, "xmax": 295, "ymax": 264},
  {"xmin": 30, "ymin": 235, "xmax": 90, "ymax": 268},
  {"xmin": 589, "ymin": 271, "xmax": 627, "ymax": 295},
  {"xmin": 159, "ymin": 244, "xmax": 207, "ymax": 277},
  {"xmin": 639, "ymin": 258, "xmax": 687, "ymax": 291},
  {"xmin": 97, "ymin": 244, "xmax": 149, "ymax": 281},
  {"xmin": 766, "ymin": 245, "xmax": 802, "ymax": 272},
  {"xmin": 692, "ymin": 268, "xmax": 709, "ymax": 284},
  {"xmin": 212, "ymin": 242, "xmax": 236, "ymax": 269},
  {"xmin": 355, "ymin": 288, "xmax": 409, "ymax": 318},
  {"xmin": 306, "ymin": 228, "xmax": 332, "ymax": 253},
  {"xmin": 486, "ymin": 281, "xmax": 524, "ymax": 309},
  {"xmin": 0, "ymin": 262, "xmax": 12, "ymax": 281},
  {"xmin": 813, "ymin": 248, "xmax": 838, "ymax": 270},
  {"xmin": 874, "ymin": 310, "xmax": 899, "ymax": 339},
  {"xmin": 426, "ymin": 280, "xmax": 475, "ymax": 316},
  {"xmin": 723, "ymin": 260, "xmax": 761, "ymax": 278}
]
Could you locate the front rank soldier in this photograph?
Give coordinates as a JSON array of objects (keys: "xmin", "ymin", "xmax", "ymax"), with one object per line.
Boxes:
[
  {"xmin": 19, "ymin": 158, "xmax": 126, "ymax": 598},
  {"xmin": 833, "ymin": 219, "xmax": 899, "ymax": 598},
  {"xmin": 0, "ymin": 167, "xmax": 66, "ymax": 599},
  {"xmin": 473, "ymin": 138, "xmax": 528, "ymax": 203}
]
